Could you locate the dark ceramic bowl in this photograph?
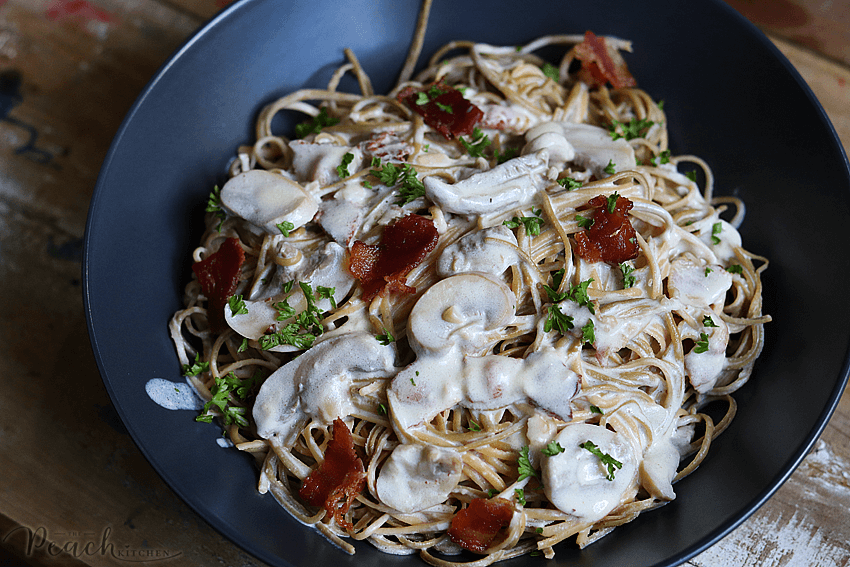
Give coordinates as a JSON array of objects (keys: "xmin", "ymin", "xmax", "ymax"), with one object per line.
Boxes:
[{"xmin": 83, "ymin": 0, "xmax": 850, "ymax": 565}]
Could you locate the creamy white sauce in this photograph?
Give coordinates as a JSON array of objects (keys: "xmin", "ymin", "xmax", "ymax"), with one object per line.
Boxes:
[{"xmin": 145, "ymin": 378, "xmax": 204, "ymax": 411}]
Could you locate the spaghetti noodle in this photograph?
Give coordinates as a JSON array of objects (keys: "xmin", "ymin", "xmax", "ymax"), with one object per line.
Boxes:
[{"xmin": 169, "ymin": 7, "xmax": 769, "ymax": 565}]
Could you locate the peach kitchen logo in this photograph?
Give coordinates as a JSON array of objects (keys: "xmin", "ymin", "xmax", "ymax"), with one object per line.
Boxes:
[{"xmin": 2, "ymin": 525, "xmax": 182, "ymax": 562}]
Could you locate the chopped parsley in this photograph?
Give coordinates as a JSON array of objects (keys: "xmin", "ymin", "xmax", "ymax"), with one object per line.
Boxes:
[
  {"xmin": 195, "ymin": 371, "xmax": 261, "ymax": 428},
  {"xmin": 495, "ymin": 147, "xmax": 518, "ymax": 164},
  {"xmin": 276, "ymin": 221, "xmax": 295, "ymax": 237},
  {"xmin": 316, "ymin": 285, "xmax": 337, "ymax": 309},
  {"xmin": 460, "ymin": 127, "xmax": 491, "ymax": 158},
  {"xmin": 704, "ymin": 266, "xmax": 713, "ymax": 277},
  {"xmin": 609, "ymin": 117, "xmax": 654, "ymax": 141},
  {"xmin": 274, "ymin": 299, "xmax": 296, "ymax": 321},
  {"xmin": 589, "ymin": 405, "xmax": 604, "ymax": 415},
  {"xmin": 711, "ymin": 222, "xmax": 722, "ymax": 245},
  {"xmin": 649, "ymin": 149, "xmax": 671, "ymax": 166},
  {"xmin": 686, "ymin": 170, "xmax": 698, "ymax": 182},
  {"xmin": 566, "ymin": 278, "xmax": 595, "ymax": 314},
  {"xmin": 541, "ymin": 62, "xmax": 559, "ymax": 82},
  {"xmin": 581, "ymin": 319, "xmax": 595, "ymax": 345},
  {"xmin": 603, "ymin": 160, "xmax": 616, "ymax": 175},
  {"xmin": 336, "ymin": 152, "xmax": 354, "ymax": 178},
  {"xmin": 726, "ymin": 264, "xmax": 743, "ymax": 274},
  {"xmin": 703, "ymin": 315, "xmax": 718, "ymax": 328},
  {"xmin": 378, "ymin": 403, "xmax": 388, "ymax": 415},
  {"xmin": 182, "ymin": 352, "xmax": 209, "ymax": 377},
  {"xmin": 238, "ymin": 338, "xmax": 248, "ymax": 352},
  {"xmin": 370, "ymin": 159, "xmax": 426, "ymax": 205},
  {"xmin": 435, "ymin": 101, "xmax": 453, "ymax": 114},
  {"xmin": 579, "ymin": 440, "xmax": 623, "ymax": 481},
  {"xmin": 517, "ymin": 446, "xmax": 539, "ymax": 481},
  {"xmin": 575, "ymin": 214, "xmax": 594, "ymax": 229},
  {"xmin": 503, "ymin": 208, "xmax": 544, "ymax": 236},
  {"xmin": 205, "ymin": 185, "xmax": 226, "ymax": 231},
  {"xmin": 606, "ymin": 192, "xmax": 620, "ymax": 213},
  {"xmin": 228, "ymin": 294, "xmax": 249, "ymax": 316},
  {"xmin": 469, "ymin": 419, "xmax": 481, "ymax": 432},
  {"xmin": 514, "ymin": 488, "xmax": 527, "ymax": 506},
  {"xmin": 376, "ymin": 330, "xmax": 395, "ymax": 345},
  {"xmin": 259, "ymin": 281, "xmax": 328, "ymax": 350},
  {"xmin": 542, "ymin": 441, "xmax": 565, "ymax": 457},
  {"xmin": 415, "ymin": 91, "xmax": 430, "ymax": 105},
  {"xmin": 694, "ymin": 332, "xmax": 710, "ymax": 353},
  {"xmin": 620, "ymin": 262, "xmax": 636, "ymax": 289},
  {"xmin": 294, "ymin": 107, "xmax": 340, "ymax": 139},
  {"xmin": 558, "ymin": 177, "xmax": 582, "ymax": 190},
  {"xmin": 544, "ymin": 303, "xmax": 574, "ymax": 334}
]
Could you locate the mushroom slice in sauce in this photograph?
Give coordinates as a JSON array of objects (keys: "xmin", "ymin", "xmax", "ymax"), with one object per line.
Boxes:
[
  {"xmin": 220, "ymin": 169, "xmax": 319, "ymax": 235},
  {"xmin": 253, "ymin": 331, "xmax": 396, "ymax": 445},
  {"xmin": 542, "ymin": 423, "xmax": 637, "ymax": 523},
  {"xmin": 423, "ymin": 152, "xmax": 549, "ymax": 216},
  {"xmin": 436, "ymin": 225, "xmax": 519, "ymax": 278},
  {"xmin": 407, "ymin": 272, "xmax": 516, "ymax": 357},
  {"xmin": 376, "ymin": 444, "xmax": 463, "ymax": 513}
]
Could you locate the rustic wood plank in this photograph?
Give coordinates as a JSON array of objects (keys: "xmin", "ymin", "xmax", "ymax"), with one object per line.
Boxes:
[
  {"xmin": 685, "ymin": 32, "xmax": 850, "ymax": 567},
  {"xmin": 725, "ymin": 0, "xmax": 850, "ymax": 68}
]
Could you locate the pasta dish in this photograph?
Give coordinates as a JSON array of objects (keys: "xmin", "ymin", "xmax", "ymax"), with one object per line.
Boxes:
[{"xmin": 169, "ymin": 6, "xmax": 770, "ymax": 564}]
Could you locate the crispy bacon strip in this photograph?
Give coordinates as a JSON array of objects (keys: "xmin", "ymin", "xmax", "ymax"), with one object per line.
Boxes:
[
  {"xmin": 448, "ymin": 497, "xmax": 514, "ymax": 553},
  {"xmin": 192, "ymin": 237, "xmax": 245, "ymax": 333},
  {"xmin": 575, "ymin": 30, "xmax": 636, "ymax": 89},
  {"xmin": 348, "ymin": 214, "xmax": 439, "ymax": 302},
  {"xmin": 573, "ymin": 194, "xmax": 640, "ymax": 263},
  {"xmin": 397, "ymin": 82, "xmax": 483, "ymax": 139},
  {"xmin": 298, "ymin": 418, "xmax": 366, "ymax": 530}
]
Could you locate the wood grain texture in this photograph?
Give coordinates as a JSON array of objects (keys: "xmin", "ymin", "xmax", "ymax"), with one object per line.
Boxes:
[
  {"xmin": 725, "ymin": 0, "xmax": 850, "ymax": 68},
  {"xmin": 0, "ymin": 2, "xmax": 847, "ymax": 566}
]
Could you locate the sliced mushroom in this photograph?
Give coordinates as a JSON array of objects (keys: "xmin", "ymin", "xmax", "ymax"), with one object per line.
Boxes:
[
  {"xmin": 542, "ymin": 423, "xmax": 637, "ymax": 522},
  {"xmin": 667, "ymin": 256, "xmax": 733, "ymax": 307},
  {"xmin": 407, "ymin": 272, "xmax": 516, "ymax": 357},
  {"xmin": 290, "ymin": 140, "xmax": 363, "ymax": 186},
  {"xmin": 376, "ymin": 444, "xmax": 463, "ymax": 513},
  {"xmin": 388, "ymin": 348, "xmax": 579, "ymax": 440},
  {"xmin": 436, "ymin": 225, "xmax": 519, "ymax": 277},
  {"xmin": 253, "ymin": 331, "xmax": 396, "ymax": 444},
  {"xmin": 522, "ymin": 122, "xmax": 636, "ymax": 178},
  {"xmin": 423, "ymin": 152, "xmax": 549, "ymax": 216},
  {"xmin": 522, "ymin": 122, "xmax": 575, "ymax": 167},
  {"xmin": 225, "ymin": 242, "xmax": 354, "ymax": 342},
  {"xmin": 220, "ymin": 169, "xmax": 319, "ymax": 234}
]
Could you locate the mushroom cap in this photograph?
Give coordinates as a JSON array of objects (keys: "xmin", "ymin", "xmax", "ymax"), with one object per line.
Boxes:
[
  {"xmin": 376, "ymin": 444, "xmax": 463, "ymax": 513},
  {"xmin": 542, "ymin": 423, "xmax": 637, "ymax": 522},
  {"xmin": 423, "ymin": 152, "xmax": 548, "ymax": 216},
  {"xmin": 407, "ymin": 272, "xmax": 516, "ymax": 357},
  {"xmin": 220, "ymin": 169, "xmax": 319, "ymax": 234}
]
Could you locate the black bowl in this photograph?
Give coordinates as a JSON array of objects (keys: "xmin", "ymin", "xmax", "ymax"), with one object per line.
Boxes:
[{"xmin": 83, "ymin": 0, "xmax": 850, "ymax": 565}]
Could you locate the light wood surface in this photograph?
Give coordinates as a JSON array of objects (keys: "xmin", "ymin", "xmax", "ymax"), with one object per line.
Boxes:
[{"xmin": 0, "ymin": 1, "xmax": 847, "ymax": 566}]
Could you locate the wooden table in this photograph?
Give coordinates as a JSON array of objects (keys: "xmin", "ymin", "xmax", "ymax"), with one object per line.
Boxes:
[{"xmin": 0, "ymin": 1, "xmax": 848, "ymax": 566}]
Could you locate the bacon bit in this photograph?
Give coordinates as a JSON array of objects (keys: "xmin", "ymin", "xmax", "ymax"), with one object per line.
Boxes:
[
  {"xmin": 299, "ymin": 418, "xmax": 366, "ymax": 530},
  {"xmin": 192, "ymin": 237, "xmax": 245, "ymax": 333},
  {"xmin": 448, "ymin": 497, "xmax": 514, "ymax": 553},
  {"xmin": 348, "ymin": 214, "xmax": 439, "ymax": 302},
  {"xmin": 397, "ymin": 82, "xmax": 483, "ymax": 140},
  {"xmin": 574, "ymin": 30, "xmax": 636, "ymax": 90},
  {"xmin": 573, "ymin": 194, "xmax": 640, "ymax": 263}
]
